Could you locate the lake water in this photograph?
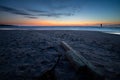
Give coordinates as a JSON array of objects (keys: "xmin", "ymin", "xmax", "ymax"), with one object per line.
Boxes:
[{"xmin": 0, "ymin": 26, "xmax": 120, "ymax": 35}]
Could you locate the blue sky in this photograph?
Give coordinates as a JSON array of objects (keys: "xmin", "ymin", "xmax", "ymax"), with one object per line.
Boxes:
[{"xmin": 0, "ymin": 0, "xmax": 120, "ymax": 26}]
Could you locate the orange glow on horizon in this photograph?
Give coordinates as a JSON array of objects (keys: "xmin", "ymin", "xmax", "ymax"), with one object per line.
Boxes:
[{"xmin": 0, "ymin": 19, "xmax": 120, "ymax": 26}]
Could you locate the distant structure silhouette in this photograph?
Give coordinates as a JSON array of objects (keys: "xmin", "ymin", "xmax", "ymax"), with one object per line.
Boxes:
[{"xmin": 100, "ymin": 24, "xmax": 102, "ymax": 27}]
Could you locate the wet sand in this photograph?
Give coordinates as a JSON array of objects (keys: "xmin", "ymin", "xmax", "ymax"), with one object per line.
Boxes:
[{"xmin": 0, "ymin": 30, "xmax": 120, "ymax": 80}]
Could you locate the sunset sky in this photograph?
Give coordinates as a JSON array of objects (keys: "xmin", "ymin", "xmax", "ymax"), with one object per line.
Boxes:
[{"xmin": 0, "ymin": 0, "xmax": 120, "ymax": 26}]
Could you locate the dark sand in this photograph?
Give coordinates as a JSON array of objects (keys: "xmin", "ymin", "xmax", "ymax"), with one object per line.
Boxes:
[{"xmin": 0, "ymin": 30, "xmax": 120, "ymax": 80}]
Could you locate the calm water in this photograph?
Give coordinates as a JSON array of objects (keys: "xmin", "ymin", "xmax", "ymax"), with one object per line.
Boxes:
[{"xmin": 0, "ymin": 26, "xmax": 120, "ymax": 35}]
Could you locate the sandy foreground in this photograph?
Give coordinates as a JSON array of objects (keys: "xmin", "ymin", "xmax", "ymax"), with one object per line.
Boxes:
[{"xmin": 0, "ymin": 30, "xmax": 120, "ymax": 80}]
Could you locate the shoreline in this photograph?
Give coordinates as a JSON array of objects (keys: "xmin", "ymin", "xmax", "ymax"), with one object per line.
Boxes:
[{"xmin": 0, "ymin": 27, "xmax": 120, "ymax": 35}]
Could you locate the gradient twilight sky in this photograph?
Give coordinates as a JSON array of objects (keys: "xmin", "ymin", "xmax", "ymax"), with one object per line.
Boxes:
[{"xmin": 0, "ymin": 0, "xmax": 120, "ymax": 26}]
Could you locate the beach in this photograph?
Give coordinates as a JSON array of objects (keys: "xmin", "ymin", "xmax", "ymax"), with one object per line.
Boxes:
[{"xmin": 0, "ymin": 30, "xmax": 120, "ymax": 80}]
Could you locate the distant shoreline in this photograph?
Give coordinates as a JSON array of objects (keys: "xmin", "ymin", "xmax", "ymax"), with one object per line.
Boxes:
[{"xmin": 0, "ymin": 26, "xmax": 120, "ymax": 35}]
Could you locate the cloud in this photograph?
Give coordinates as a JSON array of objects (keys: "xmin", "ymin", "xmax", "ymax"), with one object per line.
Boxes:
[
  {"xmin": 27, "ymin": 8, "xmax": 73, "ymax": 17},
  {"xmin": 26, "ymin": 16, "xmax": 38, "ymax": 19},
  {"xmin": 0, "ymin": 5, "xmax": 39, "ymax": 19},
  {"xmin": 0, "ymin": 5, "xmax": 73, "ymax": 18},
  {"xmin": 36, "ymin": 0, "xmax": 83, "ymax": 11},
  {"xmin": 28, "ymin": 8, "xmax": 73, "ymax": 17},
  {"xmin": 0, "ymin": 0, "xmax": 83, "ymax": 19},
  {"xmin": 26, "ymin": 0, "xmax": 84, "ymax": 17},
  {"xmin": 28, "ymin": 9, "xmax": 47, "ymax": 13},
  {"xmin": 0, "ymin": 5, "xmax": 31, "ymax": 16},
  {"xmin": 38, "ymin": 13, "xmax": 73, "ymax": 17},
  {"xmin": 33, "ymin": 0, "xmax": 84, "ymax": 17}
]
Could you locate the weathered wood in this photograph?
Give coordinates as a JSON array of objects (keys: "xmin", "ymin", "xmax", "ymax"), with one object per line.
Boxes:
[{"xmin": 61, "ymin": 41, "xmax": 105, "ymax": 80}]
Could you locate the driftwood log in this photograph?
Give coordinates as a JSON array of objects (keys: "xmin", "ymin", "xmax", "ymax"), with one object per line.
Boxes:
[{"xmin": 61, "ymin": 41, "xmax": 105, "ymax": 80}]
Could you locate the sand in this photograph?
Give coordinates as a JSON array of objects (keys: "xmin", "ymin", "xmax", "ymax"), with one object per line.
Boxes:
[{"xmin": 0, "ymin": 30, "xmax": 120, "ymax": 80}]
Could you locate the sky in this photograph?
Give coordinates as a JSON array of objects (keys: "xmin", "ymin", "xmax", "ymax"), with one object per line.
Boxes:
[{"xmin": 0, "ymin": 0, "xmax": 120, "ymax": 26}]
